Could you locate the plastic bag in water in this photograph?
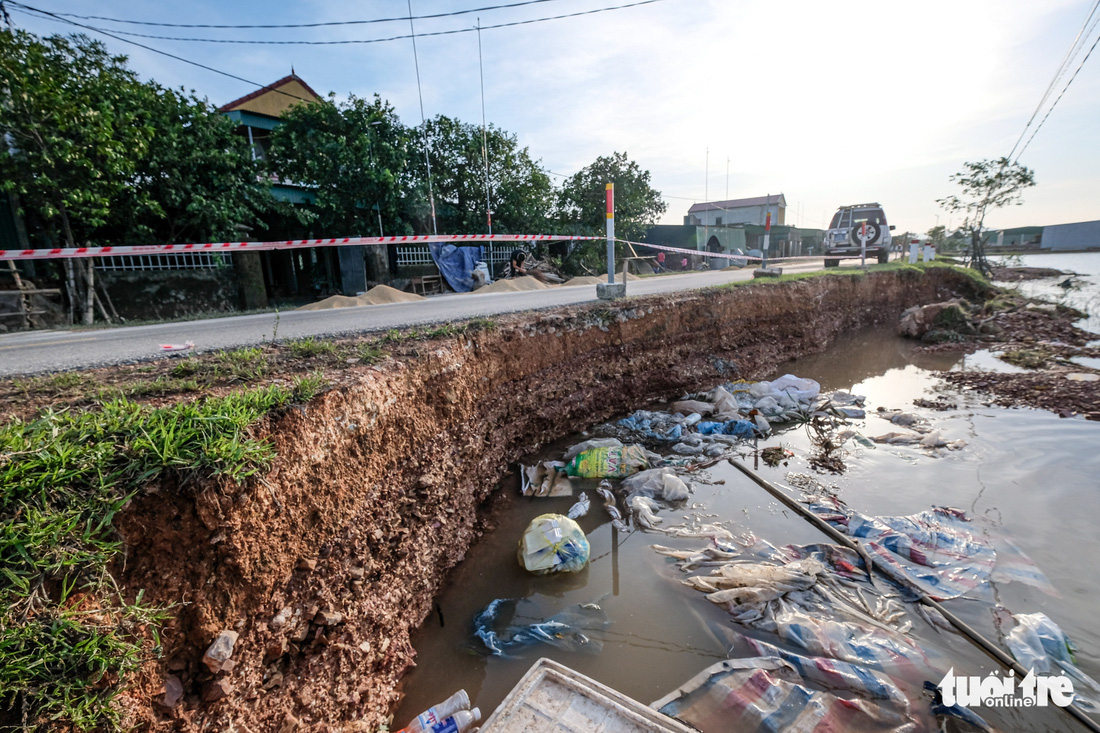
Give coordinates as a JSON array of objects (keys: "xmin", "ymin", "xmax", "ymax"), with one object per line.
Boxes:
[
  {"xmin": 621, "ymin": 467, "xmax": 690, "ymax": 503},
  {"xmin": 472, "ymin": 598, "xmax": 609, "ymax": 656},
  {"xmin": 564, "ymin": 444, "xmax": 648, "ymax": 478},
  {"xmin": 517, "ymin": 514, "xmax": 590, "ymax": 575},
  {"xmin": 1006, "ymin": 612, "xmax": 1100, "ymax": 713}
]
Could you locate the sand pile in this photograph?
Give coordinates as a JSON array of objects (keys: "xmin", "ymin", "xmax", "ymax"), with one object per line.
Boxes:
[
  {"xmin": 297, "ymin": 285, "xmax": 425, "ymax": 311},
  {"xmin": 475, "ymin": 276, "xmax": 555, "ymax": 293},
  {"xmin": 358, "ymin": 284, "xmax": 425, "ymax": 305},
  {"xmin": 296, "ymin": 295, "xmax": 363, "ymax": 311},
  {"xmin": 561, "ymin": 273, "xmax": 642, "ymax": 287}
]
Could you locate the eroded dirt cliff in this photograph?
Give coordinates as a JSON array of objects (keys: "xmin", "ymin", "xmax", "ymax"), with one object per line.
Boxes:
[{"xmin": 98, "ymin": 268, "xmax": 990, "ymax": 731}]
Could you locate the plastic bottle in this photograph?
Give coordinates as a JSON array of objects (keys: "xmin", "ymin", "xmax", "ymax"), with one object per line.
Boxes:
[
  {"xmin": 427, "ymin": 707, "xmax": 480, "ymax": 733},
  {"xmin": 398, "ymin": 690, "xmax": 470, "ymax": 733}
]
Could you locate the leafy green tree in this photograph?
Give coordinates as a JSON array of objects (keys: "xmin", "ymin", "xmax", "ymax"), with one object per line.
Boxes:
[
  {"xmin": 101, "ymin": 84, "xmax": 274, "ymax": 245},
  {"xmin": 556, "ymin": 151, "xmax": 667, "ymax": 242},
  {"xmin": 928, "ymin": 222, "xmax": 946, "ymax": 245},
  {"xmin": 937, "ymin": 157, "xmax": 1035, "ymax": 275},
  {"xmin": 555, "ymin": 152, "xmax": 667, "ymax": 273},
  {"xmin": 0, "ymin": 30, "xmax": 153, "ymax": 248},
  {"xmin": 267, "ymin": 93, "xmax": 410, "ymax": 237},
  {"xmin": 410, "ymin": 115, "xmax": 553, "ymax": 234}
]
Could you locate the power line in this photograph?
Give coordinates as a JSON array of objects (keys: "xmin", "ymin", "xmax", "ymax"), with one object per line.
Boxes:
[
  {"xmin": 38, "ymin": 0, "xmax": 570, "ymax": 29},
  {"xmin": 1016, "ymin": 29, "xmax": 1100, "ymax": 160},
  {"xmin": 1008, "ymin": 0, "xmax": 1100, "ymax": 161},
  {"xmin": 10, "ymin": 0, "xmax": 673, "ymax": 46},
  {"xmin": 6, "ymin": 4, "xmax": 316, "ymax": 103}
]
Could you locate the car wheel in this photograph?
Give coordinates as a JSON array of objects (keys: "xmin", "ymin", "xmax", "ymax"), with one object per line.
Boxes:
[
  {"xmin": 877, "ymin": 249, "xmax": 890, "ymax": 264},
  {"xmin": 850, "ymin": 223, "xmax": 881, "ymax": 247},
  {"xmin": 824, "ymin": 257, "xmax": 838, "ymax": 268}
]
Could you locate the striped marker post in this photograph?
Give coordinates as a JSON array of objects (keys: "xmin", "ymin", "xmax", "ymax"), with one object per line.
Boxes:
[{"xmin": 606, "ymin": 182, "xmax": 615, "ymax": 284}]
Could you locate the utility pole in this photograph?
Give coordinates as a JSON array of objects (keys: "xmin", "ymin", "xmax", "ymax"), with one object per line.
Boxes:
[
  {"xmin": 477, "ymin": 19, "xmax": 492, "ymax": 236},
  {"xmin": 407, "ymin": 0, "xmax": 437, "ymax": 235}
]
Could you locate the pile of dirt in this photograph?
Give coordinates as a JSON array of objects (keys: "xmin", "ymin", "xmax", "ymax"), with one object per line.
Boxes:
[
  {"xmin": 989, "ymin": 265, "xmax": 1070, "ymax": 282},
  {"xmin": 475, "ymin": 276, "xmax": 555, "ymax": 293},
  {"xmin": 358, "ymin": 284, "xmax": 425, "ymax": 305},
  {"xmin": 296, "ymin": 295, "xmax": 363, "ymax": 311},
  {"xmin": 943, "ymin": 370, "xmax": 1100, "ymax": 420},
  {"xmin": 297, "ymin": 286, "xmax": 425, "ymax": 311},
  {"xmin": 561, "ymin": 275, "xmax": 602, "ymax": 287}
]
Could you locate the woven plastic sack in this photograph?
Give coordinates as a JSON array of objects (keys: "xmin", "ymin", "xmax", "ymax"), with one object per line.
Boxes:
[
  {"xmin": 564, "ymin": 444, "xmax": 648, "ymax": 478},
  {"xmin": 517, "ymin": 514, "xmax": 590, "ymax": 575}
]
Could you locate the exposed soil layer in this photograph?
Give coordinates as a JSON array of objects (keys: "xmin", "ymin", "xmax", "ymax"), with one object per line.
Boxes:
[
  {"xmin": 942, "ymin": 369, "xmax": 1100, "ymax": 420},
  {"xmin": 3, "ymin": 267, "xmax": 1057, "ymax": 732},
  {"xmin": 989, "ymin": 265, "xmax": 1072, "ymax": 282},
  {"xmin": 909, "ymin": 282, "xmax": 1100, "ymax": 421}
]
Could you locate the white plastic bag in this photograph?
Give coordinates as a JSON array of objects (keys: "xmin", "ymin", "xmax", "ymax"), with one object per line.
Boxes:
[{"xmin": 621, "ymin": 467, "xmax": 690, "ymax": 503}]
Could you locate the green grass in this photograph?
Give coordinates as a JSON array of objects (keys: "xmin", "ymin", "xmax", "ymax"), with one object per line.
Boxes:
[
  {"xmin": 110, "ymin": 376, "xmax": 203, "ymax": 399},
  {"xmin": 12, "ymin": 372, "xmax": 91, "ymax": 397},
  {"xmin": 377, "ymin": 318, "xmax": 498, "ymax": 346},
  {"xmin": 0, "ymin": 385, "xmax": 301, "ymax": 731},
  {"xmin": 288, "ymin": 336, "xmax": 341, "ymax": 359},
  {"xmin": 356, "ymin": 344, "xmax": 386, "ymax": 364},
  {"xmin": 292, "ymin": 372, "xmax": 328, "ymax": 400},
  {"xmin": 714, "ymin": 260, "xmax": 992, "ymax": 292},
  {"xmin": 217, "ymin": 347, "xmax": 269, "ymax": 382}
]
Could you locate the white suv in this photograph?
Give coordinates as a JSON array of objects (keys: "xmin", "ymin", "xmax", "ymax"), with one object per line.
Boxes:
[{"xmin": 823, "ymin": 203, "xmax": 894, "ymax": 266}]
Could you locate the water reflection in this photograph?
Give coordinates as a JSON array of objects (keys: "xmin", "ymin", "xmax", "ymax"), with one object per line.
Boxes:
[
  {"xmin": 770, "ymin": 326, "xmax": 961, "ymax": 391},
  {"xmin": 396, "ymin": 293, "xmax": 1099, "ymax": 732}
]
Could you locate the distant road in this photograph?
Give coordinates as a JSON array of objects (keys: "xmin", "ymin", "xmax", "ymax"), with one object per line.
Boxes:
[{"xmin": 0, "ymin": 260, "xmax": 823, "ymax": 376}]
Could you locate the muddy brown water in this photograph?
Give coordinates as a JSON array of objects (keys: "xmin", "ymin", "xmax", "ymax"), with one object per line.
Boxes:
[{"xmin": 395, "ymin": 254, "xmax": 1100, "ymax": 731}]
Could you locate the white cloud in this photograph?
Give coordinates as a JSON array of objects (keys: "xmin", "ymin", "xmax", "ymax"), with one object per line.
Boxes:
[{"xmin": 10, "ymin": 0, "xmax": 1099, "ymax": 234}]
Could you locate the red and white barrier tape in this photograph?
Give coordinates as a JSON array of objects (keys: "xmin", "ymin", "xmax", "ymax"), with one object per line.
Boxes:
[
  {"xmin": 613, "ymin": 238, "xmax": 837, "ymax": 264},
  {"xmin": 0, "ymin": 233, "xmax": 603, "ymax": 261},
  {"xmin": 2, "ymin": 231, "xmax": 844, "ymax": 265}
]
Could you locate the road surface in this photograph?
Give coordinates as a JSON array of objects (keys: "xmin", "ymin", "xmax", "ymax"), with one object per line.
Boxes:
[{"xmin": 0, "ymin": 260, "xmax": 824, "ymax": 377}]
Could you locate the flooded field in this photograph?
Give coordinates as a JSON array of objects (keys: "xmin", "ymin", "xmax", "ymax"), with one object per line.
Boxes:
[{"xmin": 395, "ymin": 254, "xmax": 1100, "ymax": 731}]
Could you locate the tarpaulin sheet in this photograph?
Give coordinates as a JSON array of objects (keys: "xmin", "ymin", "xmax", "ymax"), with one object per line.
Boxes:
[
  {"xmin": 695, "ymin": 419, "xmax": 757, "ymax": 439},
  {"xmin": 807, "ymin": 501, "xmax": 1054, "ymax": 601},
  {"xmin": 429, "ymin": 243, "xmax": 482, "ymax": 293},
  {"xmin": 617, "ymin": 411, "xmax": 685, "ymax": 442},
  {"xmin": 654, "ymin": 638, "xmax": 922, "ymax": 733},
  {"xmin": 656, "ymin": 538, "xmax": 942, "ymax": 678},
  {"xmin": 471, "ymin": 598, "xmax": 609, "ymax": 656}
]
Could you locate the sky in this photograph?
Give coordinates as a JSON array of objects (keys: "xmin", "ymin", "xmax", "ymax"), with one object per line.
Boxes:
[{"xmin": 7, "ymin": 0, "xmax": 1100, "ymax": 236}]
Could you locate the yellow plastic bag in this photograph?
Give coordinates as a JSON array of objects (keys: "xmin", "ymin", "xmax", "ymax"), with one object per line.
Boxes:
[{"xmin": 517, "ymin": 514, "xmax": 590, "ymax": 575}]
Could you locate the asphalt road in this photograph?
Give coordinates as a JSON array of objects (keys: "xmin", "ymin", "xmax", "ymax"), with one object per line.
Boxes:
[{"xmin": 0, "ymin": 260, "xmax": 824, "ymax": 377}]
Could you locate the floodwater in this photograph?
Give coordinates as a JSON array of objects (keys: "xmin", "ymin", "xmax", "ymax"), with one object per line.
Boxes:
[{"xmin": 395, "ymin": 252, "xmax": 1100, "ymax": 731}]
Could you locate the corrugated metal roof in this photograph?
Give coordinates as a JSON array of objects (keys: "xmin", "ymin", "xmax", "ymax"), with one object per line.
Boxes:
[{"xmin": 688, "ymin": 194, "xmax": 786, "ymax": 214}]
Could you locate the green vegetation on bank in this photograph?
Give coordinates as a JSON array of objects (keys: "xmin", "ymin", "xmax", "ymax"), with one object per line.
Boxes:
[
  {"xmin": 0, "ymin": 384, "xmax": 310, "ymax": 731},
  {"xmin": 716, "ymin": 260, "xmax": 991, "ymax": 292}
]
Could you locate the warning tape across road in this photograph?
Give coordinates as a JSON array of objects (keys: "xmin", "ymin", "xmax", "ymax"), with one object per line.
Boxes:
[
  {"xmin": 0, "ymin": 231, "xmax": 838, "ymax": 266},
  {"xmin": 0, "ymin": 233, "xmax": 604, "ymax": 261}
]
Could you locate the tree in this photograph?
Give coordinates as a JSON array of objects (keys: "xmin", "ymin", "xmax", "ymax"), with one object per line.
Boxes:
[
  {"xmin": 926, "ymin": 225, "xmax": 947, "ymax": 251},
  {"xmin": 937, "ymin": 157, "xmax": 1035, "ymax": 275},
  {"xmin": 556, "ymin": 151, "xmax": 667, "ymax": 242},
  {"xmin": 267, "ymin": 93, "xmax": 410, "ymax": 237},
  {"xmin": 100, "ymin": 83, "xmax": 274, "ymax": 245},
  {"xmin": 409, "ymin": 115, "xmax": 553, "ymax": 235},
  {"xmin": 0, "ymin": 31, "xmax": 153, "ymax": 249},
  {"xmin": 555, "ymin": 152, "xmax": 666, "ymax": 273},
  {"xmin": 926, "ymin": 225, "xmax": 946, "ymax": 246}
]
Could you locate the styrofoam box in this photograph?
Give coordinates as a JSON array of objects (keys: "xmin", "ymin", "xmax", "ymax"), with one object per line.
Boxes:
[{"xmin": 479, "ymin": 658, "xmax": 697, "ymax": 733}]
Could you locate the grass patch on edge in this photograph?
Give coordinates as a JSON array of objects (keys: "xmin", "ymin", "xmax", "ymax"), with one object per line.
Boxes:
[{"xmin": 0, "ymin": 384, "xmax": 301, "ymax": 730}]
